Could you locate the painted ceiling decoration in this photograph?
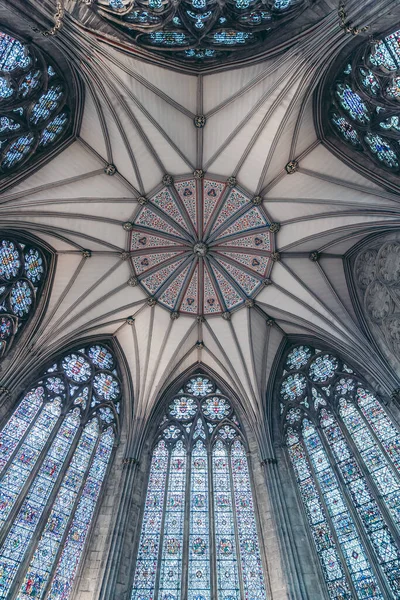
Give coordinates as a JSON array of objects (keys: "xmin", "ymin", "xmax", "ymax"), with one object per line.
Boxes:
[
  {"xmin": 317, "ymin": 27, "xmax": 400, "ymax": 192},
  {"xmin": 0, "ymin": 28, "xmax": 73, "ymax": 183},
  {"xmin": 91, "ymin": 0, "xmax": 307, "ymax": 65},
  {"xmin": 128, "ymin": 176, "xmax": 275, "ymax": 316}
]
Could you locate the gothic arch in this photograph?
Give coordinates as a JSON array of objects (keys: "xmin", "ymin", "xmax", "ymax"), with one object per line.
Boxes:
[
  {"xmin": 272, "ymin": 338, "xmax": 400, "ymax": 599},
  {"xmin": 125, "ymin": 367, "xmax": 271, "ymax": 600},
  {"xmin": 0, "ymin": 15, "xmax": 83, "ymax": 193},
  {"xmin": 0, "ymin": 337, "xmax": 124, "ymax": 599},
  {"xmin": 315, "ymin": 23, "xmax": 400, "ymax": 194},
  {"xmin": 0, "ymin": 229, "xmax": 56, "ymax": 367}
]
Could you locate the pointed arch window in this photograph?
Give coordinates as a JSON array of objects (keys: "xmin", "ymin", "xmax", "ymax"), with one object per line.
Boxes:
[
  {"xmin": 0, "ymin": 342, "xmax": 121, "ymax": 599},
  {"xmin": 278, "ymin": 344, "xmax": 400, "ymax": 599},
  {"xmin": 0, "ymin": 28, "xmax": 74, "ymax": 183},
  {"xmin": 0, "ymin": 233, "xmax": 49, "ymax": 360},
  {"xmin": 317, "ymin": 27, "xmax": 400, "ymax": 191},
  {"xmin": 131, "ymin": 373, "xmax": 267, "ymax": 600}
]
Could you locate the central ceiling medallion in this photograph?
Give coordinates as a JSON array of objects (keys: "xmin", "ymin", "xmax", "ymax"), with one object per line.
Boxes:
[{"xmin": 130, "ymin": 176, "xmax": 275, "ymax": 316}]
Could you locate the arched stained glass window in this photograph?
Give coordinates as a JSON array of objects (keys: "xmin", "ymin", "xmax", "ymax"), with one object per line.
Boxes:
[
  {"xmin": 0, "ymin": 342, "xmax": 120, "ymax": 599},
  {"xmin": 89, "ymin": 0, "xmax": 308, "ymax": 66},
  {"xmin": 317, "ymin": 26, "xmax": 400, "ymax": 190},
  {"xmin": 278, "ymin": 344, "xmax": 400, "ymax": 599},
  {"xmin": 0, "ymin": 234, "xmax": 48, "ymax": 360},
  {"xmin": 131, "ymin": 373, "xmax": 267, "ymax": 600},
  {"xmin": 0, "ymin": 29, "xmax": 73, "ymax": 181}
]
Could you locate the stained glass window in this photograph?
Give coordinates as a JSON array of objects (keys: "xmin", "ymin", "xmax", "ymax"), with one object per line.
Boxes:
[
  {"xmin": 0, "ymin": 342, "xmax": 120, "ymax": 599},
  {"xmin": 0, "ymin": 29, "xmax": 71, "ymax": 178},
  {"xmin": 279, "ymin": 344, "xmax": 400, "ymax": 599},
  {"xmin": 321, "ymin": 26, "xmax": 400, "ymax": 182},
  {"xmin": 92, "ymin": 0, "xmax": 308, "ymax": 65},
  {"xmin": 131, "ymin": 373, "xmax": 267, "ymax": 600},
  {"xmin": 0, "ymin": 235, "xmax": 48, "ymax": 360}
]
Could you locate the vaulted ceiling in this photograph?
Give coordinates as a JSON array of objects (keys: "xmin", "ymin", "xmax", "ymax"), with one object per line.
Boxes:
[{"xmin": 1, "ymin": 0, "xmax": 400, "ymax": 446}]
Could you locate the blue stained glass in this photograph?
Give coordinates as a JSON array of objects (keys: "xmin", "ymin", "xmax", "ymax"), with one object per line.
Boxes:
[
  {"xmin": 0, "ymin": 409, "xmax": 80, "ymax": 597},
  {"xmin": 202, "ymin": 396, "xmax": 230, "ymax": 420},
  {"xmin": 274, "ymin": 0, "xmax": 292, "ymax": 8},
  {"xmin": 0, "ymin": 32, "xmax": 30, "ymax": 72},
  {"xmin": 185, "ymin": 48, "xmax": 216, "ymax": 59},
  {"xmin": 360, "ymin": 69, "xmax": 379, "ymax": 95},
  {"xmin": 187, "ymin": 376, "xmax": 213, "ymax": 396},
  {"xmin": 149, "ymin": 0, "xmax": 162, "ymax": 7},
  {"xmin": 39, "ymin": 112, "xmax": 68, "ymax": 147},
  {"xmin": 88, "ymin": 345, "xmax": 114, "ymax": 370},
  {"xmin": 231, "ymin": 440, "xmax": 267, "ymax": 600},
  {"xmin": 62, "ymin": 354, "xmax": 92, "ymax": 382},
  {"xmin": 280, "ymin": 373, "xmax": 306, "ymax": 401},
  {"xmin": 170, "ymin": 396, "xmax": 197, "ymax": 419},
  {"xmin": 285, "ymin": 345, "xmax": 312, "ymax": 370},
  {"xmin": 186, "ymin": 10, "xmax": 212, "ymax": 29},
  {"xmin": 320, "ymin": 410, "xmax": 400, "ymax": 595},
  {"xmin": 30, "ymin": 86, "xmax": 63, "ymax": 125},
  {"xmin": 308, "ymin": 355, "xmax": 338, "ymax": 382},
  {"xmin": 213, "ymin": 440, "xmax": 240, "ymax": 600},
  {"xmin": 0, "ymin": 116, "xmax": 20, "ymax": 133},
  {"xmin": 379, "ymin": 115, "xmax": 400, "ymax": 132},
  {"xmin": 19, "ymin": 70, "xmax": 41, "ymax": 98},
  {"xmin": 370, "ymin": 40, "xmax": 397, "ymax": 71},
  {"xmin": 158, "ymin": 440, "xmax": 186, "ymax": 600},
  {"xmin": 109, "ymin": 0, "xmax": 124, "ymax": 8},
  {"xmin": 2, "ymin": 134, "xmax": 35, "ymax": 169},
  {"xmin": 332, "ymin": 114, "xmax": 360, "ymax": 146},
  {"xmin": 188, "ymin": 441, "xmax": 210, "ymax": 600},
  {"xmin": 336, "ymin": 84, "xmax": 369, "ymax": 124},
  {"xmin": 93, "ymin": 372, "xmax": 120, "ymax": 400},
  {"xmin": 0, "ymin": 77, "xmax": 13, "ymax": 99},
  {"xmin": 302, "ymin": 419, "xmax": 384, "ymax": 598},
  {"xmin": 47, "ymin": 428, "xmax": 114, "ymax": 600},
  {"xmin": 24, "ymin": 248, "xmax": 44, "ymax": 284},
  {"xmin": 213, "ymin": 30, "xmax": 252, "ymax": 45},
  {"xmin": 18, "ymin": 420, "xmax": 99, "ymax": 599},
  {"xmin": 0, "ymin": 240, "xmax": 20, "ymax": 279},
  {"xmin": 149, "ymin": 32, "xmax": 188, "ymax": 46},
  {"xmin": 9, "ymin": 280, "xmax": 33, "ymax": 317},
  {"xmin": 364, "ymin": 133, "xmax": 399, "ymax": 168},
  {"xmin": 131, "ymin": 440, "xmax": 169, "ymax": 600}
]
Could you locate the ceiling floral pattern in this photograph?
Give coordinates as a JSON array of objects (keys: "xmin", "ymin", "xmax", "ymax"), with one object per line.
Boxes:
[{"xmin": 127, "ymin": 175, "xmax": 275, "ymax": 316}]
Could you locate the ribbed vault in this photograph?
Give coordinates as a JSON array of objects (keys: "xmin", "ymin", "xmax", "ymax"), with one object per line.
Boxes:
[{"xmin": 0, "ymin": 0, "xmax": 399, "ymax": 466}]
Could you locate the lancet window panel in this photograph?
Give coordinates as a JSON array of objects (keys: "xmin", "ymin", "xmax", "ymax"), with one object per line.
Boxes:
[
  {"xmin": 131, "ymin": 373, "xmax": 267, "ymax": 600},
  {"xmin": 0, "ymin": 342, "xmax": 121, "ymax": 600},
  {"xmin": 317, "ymin": 26, "xmax": 400, "ymax": 191},
  {"xmin": 0, "ymin": 28, "xmax": 74, "ymax": 183},
  {"xmin": 0, "ymin": 234, "xmax": 49, "ymax": 361},
  {"xmin": 278, "ymin": 344, "xmax": 400, "ymax": 600}
]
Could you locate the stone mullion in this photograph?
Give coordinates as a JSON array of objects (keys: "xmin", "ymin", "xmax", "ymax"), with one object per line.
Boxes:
[
  {"xmin": 227, "ymin": 444, "xmax": 245, "ymax": 600},
  {"xmin": 0, "ymin": 410, "xmax": 65, "ymax": 549},
  {"xmin": 314, "ymin": 424, "xmax": 393, "ymax": 598},
  {"xmin": 154, "ymin": 446, "xmax": 172, "ymax": 600},
  {"xmin": 180, "ymin": 447, "xmax": 191, "ymax": 600},
  {"xmin": 7, "ymin": 421, "xmax": 84, "ymax": 600},
  {"xmin": 330, "ymin": 405, "xmax": 400, "ymax": 549},
  {"xmin": 300, "ymin": 434, "xmax": 360, "ymax": 598},
  {"xmin": 36, "ymin": 429, "xmax": 102, "ymax": 600},
  {"xmin": 208, "ymin": 447, "xmax": 218, "ymax": 600}
]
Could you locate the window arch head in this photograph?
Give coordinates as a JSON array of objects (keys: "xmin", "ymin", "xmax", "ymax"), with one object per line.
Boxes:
[
  {"xmin": 0, "ymin": 231, "xmax": 52, "ymax": 361},
  {"xmin": 0, "ymin": 340, "xmax": 121, "ymax": 599},
  {"xmin": 276, "ymin": 343, "xmax": 400, "ymax": 599},
  {"xmin": 0, "ymin": 27, "xmax": 79, "ymax": 189},
  {"xmin": 316, "ymin": 26, "xmax": 400, "ymax": 192},
  {"xmin": 131, "ymin": 371, "xmax": 268, "ymax": 600}
]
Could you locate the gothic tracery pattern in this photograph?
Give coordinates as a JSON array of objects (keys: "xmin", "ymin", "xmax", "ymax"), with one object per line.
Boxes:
[
  {"xmin": 321, "ymin": 27, "xmax": 400, "ymax": 180},
  {"xmin": 130, "ymin": 176, "xmax": 274, "ymax": 316},
  {"xmin": 92, "ymin": 0, "xmax": 307, "ymax": 64},
  {"xmin": 0, "ymin": 29, "xmax": 71, "ymax": 178},
  {"xmin": 131, "ymin": 373, "xmax": 267, "ymax": 600},
  {"xmin": 0, "ymin": 342, "xmax": 120, "ymax": 599},
  {"xmin": 279, "ymin": 344, "xmax": 400, "ymax": 599},
  {"xmin": 0, "ymin": 234, "xmax": 47, "ymax": 360}
]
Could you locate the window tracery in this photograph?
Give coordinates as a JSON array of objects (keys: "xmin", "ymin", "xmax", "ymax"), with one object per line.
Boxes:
[
  {"xmin": 0, "ymin": 342, "xmax": 120, "ymax": 599},
  {"xmin": 0, "ymin": 234, "xmax": 48, "ymax": 360},
  {"xmin": 0, "ymin": 29, "xmax": 72, "ymax": 180},
  {"xmin": 92, "ymin": 0, "xmax": 308, "ymax": 65},
  {"xmin": 278, "ymin": 344, "xmax": 400, "ymax": 599},
  {"xmin": 319, "ymin": 27, "xmax": 400, "ymax": 187},
  {"xmin": 131, "ymin": 373, "xmax": 267, "ymax": 600}
]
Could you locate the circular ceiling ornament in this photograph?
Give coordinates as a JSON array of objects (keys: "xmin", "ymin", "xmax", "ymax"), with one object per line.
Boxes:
[{"xmin": 129, "ymin": 175, "xmax": 275, "ymax": 316}]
